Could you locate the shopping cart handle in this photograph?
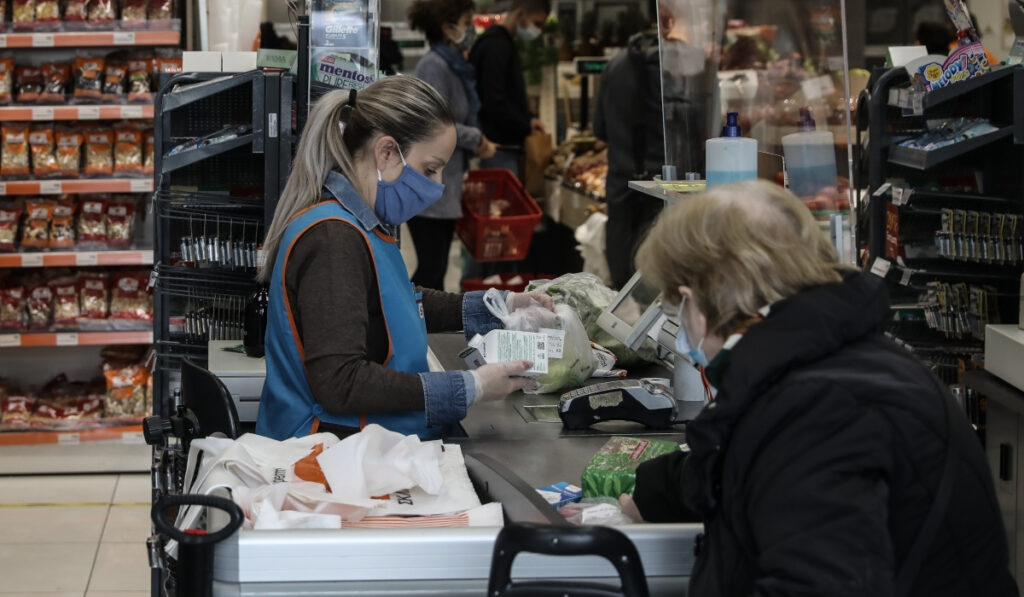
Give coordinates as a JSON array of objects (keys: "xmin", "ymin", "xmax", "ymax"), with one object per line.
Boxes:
[{"xmin": 151, "ymin": 494, "xmax": 243, "ymax": 546}]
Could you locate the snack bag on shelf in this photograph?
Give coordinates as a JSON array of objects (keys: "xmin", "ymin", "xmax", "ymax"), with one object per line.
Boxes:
[
  {"xmin": 78, "ymin": 271, "xmax": 109, "ymax": 320},
  {"xmin": 77, "ymin": 196, "xmax": 107, "ymax": 245},
  {"xmin": 148, "ymin": 0, "xmax": 174, "ymax": 25},
  {"xmin": 102, "ymin": 63, "xmax": 127, "ymax": 103},
  {"xmin": 65, "ymin": 0, "xmax": 90, "ymax": 26},
  {"xmin": 143, "ymin": 130, "xmax": 155, "ymax": 175},
  {"xmin": 26, "ymin": 280, "xmax": 53, "ymax": 330},
  {"xmin": 51, "ymin": 274, "xmax": 80, "ymax": 328},
  {"xmin": 20, "ymin": 199, "xmax": 54, "ymax": 248},
  {"xmin": 121, "ymin": 0, "xmax": 148, "ymax": 28},
  {"xmin": 1, "ymin": 393, "xmax": 35, "ymax": 429},
  {"xmin": 49, "ymin": 200, "xmax": 75, "ymax": 249},
  {"xmin": 0, "ymin": 203, "xmax": 21, "ymax": 252},
  {"xmin": 0, "ymin": 284, "xmax": 27, "ymax": 331},
  {"xmin": 105, "ymin": 199, "xmax": 134, "ymax": 248},
  {"xmin": 0, "ymin": 59, "xmax": 13, "ymax": 105},
  {"xmin": 73, "ymin": 57, "xmax": 106, "ymax": 103},
  {"xmin": 14, "ymin": 66, "xmax": 42, "ymax": 103},
  {"xmin": 83, "ymin": 128, "xmax": 113, "ymax": 177},
  {"xmin": 33, "ymin": 394, "xmax": 104, "ymax": 429},
  {"xmin": 86, "ymin": 0, "xmax": 116, "ymax": 28},
  {"xmin": 55, "ymin": 128, "xmax": 83, "ymax": 178},
  {"xmin": 40, "ymin": 62, "xmax": 70, "ymax": 104},
  {"xmin": 109, "ymin": 270, "xmax": 152, "ymax": 321},
  {"xmin": 103, "ymin": 363, "xmax": 150, "ymax": 420},
  {"xmin": 113, "ymin": 125, "xmax": 143, "ymax": 176},
  {"xmin": 155, "ymin": 56, "xmax": 183, "ymax": 76},
  {"xmin": 126, "ymin": 59, "xmax": 152, "ymax": 104},
  {"xmin": 11, "ymin": 0, "xmax": 36, "ymax": 31},
  {"xmin": 1, "ymin": 125, "xmax": 31, "ymax": 178},
  {"xmin": 34, "ymin": 0, "xmax": 60, "ymax": 30},
  {"xmin": 28, "ymin": 126, "xmax": 59, "ymax": 178}
]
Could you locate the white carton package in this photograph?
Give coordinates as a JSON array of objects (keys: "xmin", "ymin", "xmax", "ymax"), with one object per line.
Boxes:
[{"xmin": 460, "ymin": 329, "xmax": 549, "ymax": 376}]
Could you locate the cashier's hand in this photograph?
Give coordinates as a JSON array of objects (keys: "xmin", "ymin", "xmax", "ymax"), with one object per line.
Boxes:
[
  {"xmin": 530, "ymin": 118, "xmax": 547, "ymax": 135},
  {"xmin": 470, "ymin": 361, "xmax": 539, "ymax": 402},
  {"xmin": 618, "ymin": 494, "xmax": 645, "ymax": 523},
  {"xmin": 506, "ymin": 291, "xmax": 555, "ymax": 312}
]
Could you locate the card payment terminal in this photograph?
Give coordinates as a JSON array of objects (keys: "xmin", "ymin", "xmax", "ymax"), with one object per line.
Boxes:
[{"xmin": 558, "ymin": 379, "xmax": 677, "ymax": 430}]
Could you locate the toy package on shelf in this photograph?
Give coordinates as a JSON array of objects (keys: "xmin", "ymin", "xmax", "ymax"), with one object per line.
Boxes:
[{"xmin": 908, "ymin": 0, "xmax": 991, "ymax": 92}]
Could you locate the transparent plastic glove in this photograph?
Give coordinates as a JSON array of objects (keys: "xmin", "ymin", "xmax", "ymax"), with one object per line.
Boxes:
[
  {"xmin": 618, "ymin": 494, "xmax": 645, "ymax": 523},
  {"xmin": 506, "ymin": 290, "xmax": 555, "ymax": 313},
  {"xmin": 469, "ymin": 360, "xmax": 539, "ymax": 402}
]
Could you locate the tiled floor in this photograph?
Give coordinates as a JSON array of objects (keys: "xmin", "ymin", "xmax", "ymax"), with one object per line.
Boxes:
[{"xmin": 0, "ymin": 473, "xmax": 152, "ymax": 597}]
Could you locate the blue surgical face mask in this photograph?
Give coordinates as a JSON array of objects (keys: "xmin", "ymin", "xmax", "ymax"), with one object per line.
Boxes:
[
  {"xmin": 374, "ymin": 145, "xmax": 445, "ymax": 226},
  {"xmin": 675, "ymin": 296, "xmax": 709, "ymax": 367},
  {"xmin": 517, "ymin": 23, "xmax": 541, "ymax": 41}
]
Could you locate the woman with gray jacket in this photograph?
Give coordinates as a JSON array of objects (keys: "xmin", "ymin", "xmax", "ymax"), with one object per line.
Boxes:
[{"xmin": 408, "ymin": 0, "xmax": 496, "ymax": 291}]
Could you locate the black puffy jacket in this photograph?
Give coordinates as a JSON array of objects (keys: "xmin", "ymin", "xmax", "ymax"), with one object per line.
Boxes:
[{"xmin": 633, "ymin": 272, "xmax": 1017, "ymax": 597}]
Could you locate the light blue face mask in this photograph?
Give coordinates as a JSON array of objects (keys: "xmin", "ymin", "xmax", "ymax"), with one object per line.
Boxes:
[
  {"xmin": 374, "ymin": 144, "xmax": 445, "ymax": 226},
  {"xmin": 675, "ymin": 296, "xmax": 709, "ymax": 367},
  {"xmin": 517, "ymin": 23, "xmax": 541, "ymax": 41}
]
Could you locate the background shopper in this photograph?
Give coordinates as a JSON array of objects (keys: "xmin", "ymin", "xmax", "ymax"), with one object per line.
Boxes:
[{"xmin": 407, "ymin": 0, "xmax": 496, "ymax": 291}]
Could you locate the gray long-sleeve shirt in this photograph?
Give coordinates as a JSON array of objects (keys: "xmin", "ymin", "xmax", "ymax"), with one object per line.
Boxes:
[{"xmin": 414, "ymin": 49, "xmax": 483, "ymax": 219}]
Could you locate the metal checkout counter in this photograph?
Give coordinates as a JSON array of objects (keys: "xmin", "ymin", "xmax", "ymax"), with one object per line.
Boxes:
[{"xmin": 185, "ymin": 273, "xmax": 707, "ymax": 596}]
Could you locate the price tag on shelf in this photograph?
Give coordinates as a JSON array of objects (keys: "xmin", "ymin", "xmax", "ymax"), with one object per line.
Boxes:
[
  {"xmin": 113, "ymin": 31, "xmax": 136, "ymax": 45},
  {"xmin": 56, "ymin": 332, "xmax": 79, "ymax": 346},
  {"xmin": 122, "ymin": 431, "xmax": 144, "ymax": 444},
  {"xmin": 891, "ymin": 185, "xmax": 910, "ymax": 206},
  {"xmin": 32, "ymin": 107, "xmax": 54, "ymax": 121},
  {"xmin": 78, "ymin": 106, "xmax": 100, "ymax": 120},
  {"xmin": 32, "ymin": 33, "xmax": 55, "ymax": 47},
  {"xmin": 21, "ymin": 253, "xmax": 43, "ymax": 267},
  {"xmin": 76, "ymin": 252, "xmax": 98, "ymax": 266},
  {"xmin": 0, "ymin": 182, "xmax": 7, "ymax": 195},
  {"xmin": 0, "ymin": 36, "xmax": 7, "ymax": 48},
  {"xmin": 129, "ymin": 179, "xmax": 152, "ymax": 192},
  {"xmin": 0, "ymin": 334, "xmax": 20, "ymax": 348},
  {"xmin": 39, "ymin": 180, "xmax": 61, "ymax": 194},
  {"xmin": 121, "ymin": 105, "xmax": 144, "ymax": 119},
  {"xmin": 58, "ymin": 433, "xmax": 80, "ymax": 445},
  {"xmin": 912, "ymin": 92, "xmax": 924, "ymax": 115},
  {"xmin": 899, "ymin": 267, "xmax": 913, "ymax": 286},
  {"xmin": 870, "ymin": 257, "xmax": 891, "ymax": 278}
]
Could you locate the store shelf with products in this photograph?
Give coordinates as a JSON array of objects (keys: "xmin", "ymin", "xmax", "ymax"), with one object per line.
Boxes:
[
  {"xmin": 0, "ymin": 178, "xmax": 152, "ymax": 195},
  {"xmin": 0, "ymin": 104, "xmax": 154, "ymax": 121},
  {"xmin": 0, "ymin": 30, "xmax": 180, "ymax": 48}
]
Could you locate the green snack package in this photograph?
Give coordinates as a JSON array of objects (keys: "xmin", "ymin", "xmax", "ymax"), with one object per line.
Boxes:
[{"xmin": 581, "ymin": 436, "xmax": 681, "ymax": 498}]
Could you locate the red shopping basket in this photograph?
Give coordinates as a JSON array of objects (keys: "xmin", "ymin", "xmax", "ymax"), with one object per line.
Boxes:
[
  {"xmin": 461, "ymin": 273, "xmax": 555, "ymax": 293},
  {"xmin": 456, "ymin": 169, "xmax": 543, "ymax": 262}
]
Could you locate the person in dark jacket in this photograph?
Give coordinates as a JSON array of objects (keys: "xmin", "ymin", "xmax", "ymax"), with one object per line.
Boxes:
[
  {"xmin": 624, "ymin": 180, "xmax": 1017, "ymax": 597},
  {"xmin": 469, "ymin": 0, "xmax": 549, "ymax": 176},
  {"xmin": 593, "ymin": 31, "xmax": 664, "ymax": 289}
]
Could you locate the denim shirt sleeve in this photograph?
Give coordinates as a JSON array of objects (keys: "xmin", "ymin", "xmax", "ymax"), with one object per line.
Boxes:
[
  {"xmin": 462, "ymin": 290, "xmax": 508, "ymax": 339},
  {"xmin": 419, "ymin": 370, "xmax": 477, "ymax": 427}
]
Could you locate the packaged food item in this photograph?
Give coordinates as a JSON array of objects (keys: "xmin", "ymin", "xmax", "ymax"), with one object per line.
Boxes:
[
  {"xmin": 28, "ymin": 127, "xmax": 59, "ymax": 178},
  {"xmin": 79, "ymin": 272, "xmax": 108, "ymax": 319},
  {"xmin": 121, "ymin": 0, "xmax": 148, "ymax": 27},
  {"xmin": 33, "ymin": 394, "xmax": 104, "ymax": 428},
  {"xmin": 2, "ymin": 393, "xmax": 35, "ymax": 428},
  {"xmin": 109, "ymin": 271, "xmax": 152, "ymax": 321},
  {"xmin": 155, "ymin": 56, "xmax": 183, "ymax": 75},
  {"xmin": 73, "ymin": 57, "xmax": 105, "ymax": 102},
  {"xmin": 51, "ymin": 275, "xmax": 80, "ymax": 327},
  {"xmin": 87, "ymin": 0, "xmax": 115, "ymax": 26},
  {"xmin": 20, "ymin": 199, "xmax": 53, "ymax": 248},
  {"xmin": 143, "ymin": 130, "xmax": 155, "ymax": 175},
  {"xmin": 83, "ymin": 128, "xmax": 113, "ymax": 176},
  {"xmin": 77, "ymin": 196, "xmax": 107, "ymax": 245},
  {"xmin": 34, "ymin": 0, "xmax": 60, "ymax": 30},
  {"xmin": 103, "ymin": 363, "xmax": 150, "ymax": 419},
  {"xmin": 148, "ymin": 0, "xmax": 173, "ymax": 23},
  {"xmin": 113, "ymin": 125, "xmax": 143, "ymax": 176},
  {"xmin": 39, "ymin": 62, "xmax": 70, "ymax": 104},
  {"xmin": 0, "ymin": 203, "xmax": 21, "ymax": 252},
  {"xmin": 65, "ymin": 0, "xmax": 90, "ymax": 24},
  {"xmin": 0, "ymin": 60, "xmax": 14, "ymax": 105},
  {"xmin": 126, "ymin": 59, "xmax": 152, "ymax": 104},
  {"xmin": 0, "ymin": 285, "xmax": 27, "ymax": 331},
  {"xmin": 49, "ymin": 200, "xmax": 75, "ymax": 249},
  {"xmin": 12, "ymin": 0, "xmax": 36, "ymax": 31},
  {"xmin": 580, "ymin": 436, "xmax": 681, "ymax": 498},
  {"xmin": 1, "ymin": 125, "xmax": 30, "ymax": 178},
  {"xmin": 101, "ymin": 63, "xmax": 127, "ymax": 102},
  {"xmin": 26, "ymin": 281, "xmax": 53, "ymax": 329},
  {"xmin": 105, "ymin": 199, "xmax": 133, "ymax": 248},
  {"xmin": 14, "ymin": 66, "xmax": 42, "ymax": 103},
  {"xmin": 55, "ymin": 128, "xmax": 83, "ymax": 178}
]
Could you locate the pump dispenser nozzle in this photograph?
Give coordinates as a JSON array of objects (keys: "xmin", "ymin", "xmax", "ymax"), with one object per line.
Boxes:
[
  {"xmin": 721, "ymin": 112, "xmax": 742, "ymax": 137},
  {"xmin": 798, "ymin": 108, "xmax": 816, "ymax": 132}
]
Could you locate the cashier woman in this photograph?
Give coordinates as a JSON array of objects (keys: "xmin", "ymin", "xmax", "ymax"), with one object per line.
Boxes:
[{"xmin": 255, "ymin": 78, "xmax": 553, "ymax": 441}]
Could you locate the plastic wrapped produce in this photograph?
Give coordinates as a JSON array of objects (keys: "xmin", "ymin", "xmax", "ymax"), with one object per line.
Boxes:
[{"xmin": 580, "ymin": 436, "xmax": 681, "ymax": 498}]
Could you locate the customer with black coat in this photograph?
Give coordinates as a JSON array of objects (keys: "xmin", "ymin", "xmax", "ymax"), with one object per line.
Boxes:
[{"xmin": 624, "ymin": 180, "xmax": 1017, "ymax": 597}]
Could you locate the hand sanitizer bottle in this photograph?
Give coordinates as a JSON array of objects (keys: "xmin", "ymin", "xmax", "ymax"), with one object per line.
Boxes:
[
  {"xmin": 705, "ymin": 112, "xmax": 758, "ymax": 188},
  {"xmin": 782, "ymin": 108, "xmax": 838, "ymax": 198}
]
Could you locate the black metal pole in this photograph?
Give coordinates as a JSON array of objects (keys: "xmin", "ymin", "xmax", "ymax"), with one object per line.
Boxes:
[{"xmin": 297, "ymin": 15, "xmax": 310, "ymax": 139}]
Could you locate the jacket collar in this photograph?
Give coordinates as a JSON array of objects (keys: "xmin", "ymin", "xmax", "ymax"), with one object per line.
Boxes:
[{"xmin": 323, "ymin": 170, "xmax": 396, "ymax": 236}]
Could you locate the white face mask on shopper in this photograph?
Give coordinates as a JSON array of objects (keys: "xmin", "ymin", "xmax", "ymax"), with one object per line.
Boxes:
[{"xmin": 517, "ymin": 23, "xmax": 541, "ymax": 41}]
